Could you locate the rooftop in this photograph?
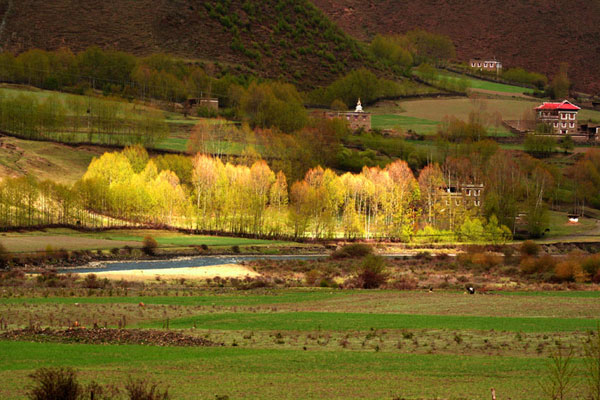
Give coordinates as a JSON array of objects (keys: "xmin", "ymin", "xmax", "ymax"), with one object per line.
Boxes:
[{"xmin": 535, "ymin": 100, "xmax": 581, "ymax": 111}]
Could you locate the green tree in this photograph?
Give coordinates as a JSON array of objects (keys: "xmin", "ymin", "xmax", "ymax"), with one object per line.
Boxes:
[
  {"xmin": 559, "ymin": 135, "xmax": 574, "ymax": 153},
  {"xmin": 549, "ymin": 63, "xmax": 570, "ymax": 99},
  {"xmin": 122, "ymin": 145, "xmax": 150, "ymax": 174}
]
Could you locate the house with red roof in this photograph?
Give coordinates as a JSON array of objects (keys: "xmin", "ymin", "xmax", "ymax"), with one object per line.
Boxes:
[{"xmin": 535, "ymin": 100, "xmax": 581, "ymax": 135}]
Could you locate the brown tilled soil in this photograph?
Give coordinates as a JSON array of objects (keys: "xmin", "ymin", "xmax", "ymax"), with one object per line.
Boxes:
[
  {"xmin": 0, "ymin": 327, "xmax": 222, "ymax": 346},
  {"xmin": 313, "ymin": 0, "xmax": 600, "ymax": 94}
]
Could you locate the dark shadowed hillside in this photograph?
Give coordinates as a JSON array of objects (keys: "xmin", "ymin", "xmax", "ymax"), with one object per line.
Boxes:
[
  {"xmin": 313, "ymin": 0, "xmax": 600, "ymax": 94},
  {"xmin": 0, "ymin": 0, "xmax": 368, "ymax": 86}
]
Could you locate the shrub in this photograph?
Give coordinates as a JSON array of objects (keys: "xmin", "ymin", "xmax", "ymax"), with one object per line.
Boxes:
[
  {"xmin": 519, "ymin": 256, "xmax": 537, "ymax": 274},
  {"xmin": 0, "ymin": 242, "xmax": 8, "ymax": 269},
  {"xmin": 331, "ymin": 243, "xmax": 373, "ymax": 259},
  {"xmin": 355, "ymin": 255, "xmax": 388, "ymax": 289},
  {"xmin": 389, "ymin": 277, "xmax": 417, "ymax": 290},
  {"xmin": 554, "ymin": 260, "xmax": 584, "ymax": 282},
  {"xmin": 471, "ymin": 252, "xmax": 502, "ymax": 269},
  {"xmin": 581, "ymin": 255, "xmax": 600, "ymax": 278},
  {"xmin": 304, "ymin": 269, "xmax": 320, "ymax": 286},
  {"xmin": 520, "ymin": 255, "xmax": 556, "ymax": 274},
  {"xmin": 231, "ymin": 245, "xmax": 240, "ymax": 254},
  {"xmin": 28, "ymin": 367, "xmax": 81, "ymax": 400},
  {"xmin": 520, "ymin": 240, "xmax": 540, "ymax": 257},
  {"xmin": 501, "ymin": 245, "xmax": 515, "ymax": 260},
  {"xmin": 142, "ymin": 236, "xmax": 158, "ymax": 256},
  {"xmin": 125, "ymin": 377, "xmax": 169, "ymax": 400},
  {"xmin": 83, "ymin": 273, "xmax": 101, "ymax": 289}
]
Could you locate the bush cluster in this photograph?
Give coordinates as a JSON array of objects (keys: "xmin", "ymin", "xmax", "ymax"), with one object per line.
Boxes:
[
  {"xmin": 28, "ymin": 367, "xmax": 170, "ymax": 400},
  {"xmin": 330, "ymin": 243, "xmax": 373, "ymax": 259},
  {"xmin": 520, "ymin": 252, "xmax": 600, "ymax": 283}
]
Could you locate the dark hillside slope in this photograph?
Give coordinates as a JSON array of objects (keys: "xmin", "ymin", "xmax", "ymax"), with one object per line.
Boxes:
[
  {"xmin": 0, "ymin": 0, "xmax": 367, "ymax": 86},
  {"xmin": 313, "ymin": 0, "xmax": 600, "ymax": 93}
]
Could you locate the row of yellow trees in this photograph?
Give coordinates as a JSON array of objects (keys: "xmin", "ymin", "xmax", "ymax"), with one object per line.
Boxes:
[{"xmin": 0, "ymin": 147, "xmax": 514, "ymax": 242}]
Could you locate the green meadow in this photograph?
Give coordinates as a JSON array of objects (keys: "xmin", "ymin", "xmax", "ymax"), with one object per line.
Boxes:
[{"xmin": 1, "ymin": 289, "xmax": 598, "ymax": 399}]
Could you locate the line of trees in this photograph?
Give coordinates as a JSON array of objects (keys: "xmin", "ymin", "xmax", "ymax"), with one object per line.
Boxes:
[
  {"xmin": 0, "ymin": 92, "xmax": 168, "ymax": 146},
  {"xmin": 0, "ymin": 48, "xmax": 246, "ymax": 104},
  {"xmin": 0, "ymin": 175, "xmax": 109, "ymax": 228}
]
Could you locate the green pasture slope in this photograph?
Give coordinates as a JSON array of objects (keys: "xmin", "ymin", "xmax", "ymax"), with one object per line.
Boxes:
[{"xmin": 439, "ymin": 70, "xmax": 536, "ymax": 95}]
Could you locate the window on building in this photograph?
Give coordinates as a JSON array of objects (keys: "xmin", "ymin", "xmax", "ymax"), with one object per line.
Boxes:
[
  {"xmin": 570, "ymin": 123, "xmax": 574, "ymax": 128},
  {"xmin": 554, "ymin": 123, "xmax": 558, "ymax": 127}
]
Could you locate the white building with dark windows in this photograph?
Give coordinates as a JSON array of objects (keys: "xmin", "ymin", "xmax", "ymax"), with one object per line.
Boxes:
[
  {"xmin": 535, "ymin": 100, "xmax": 580, "ymax": 135},
  {"xmin": 469, "ymin": 58, "xmax": 502, "ymax": 73}
]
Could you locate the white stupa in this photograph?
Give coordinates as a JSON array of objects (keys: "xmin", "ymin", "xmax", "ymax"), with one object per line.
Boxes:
[{"xmin": 355, "ymin": 98, "xmax": 363, "ymax": 113}]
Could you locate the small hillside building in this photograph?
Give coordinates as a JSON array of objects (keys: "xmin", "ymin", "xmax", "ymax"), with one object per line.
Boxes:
[
  {"xmin": 535, "ymin": 100, "xmax": 580, "ymax": 135},
  {"xmin": 321, "ymin": 99, "xmax": 371, "ymax": 131},
  {"xmin": 183, "ymin": 97, "xmax": 219, "ymax": 115},
  {"xmin": 469, "ymin": 58, "xmax": 502, "ymax": 73}
]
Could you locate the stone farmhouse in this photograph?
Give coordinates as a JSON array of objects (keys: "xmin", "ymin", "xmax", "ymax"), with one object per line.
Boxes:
[
  {"xmin": 443, "ymin": 183, "xmax": 484, "ymax": 209},
  {"xmin": 469, "ymin": 58, "xmax": 502, "ymax": 73},
  {"xmin": 535, "ymin": 100, "xmax": 580, "ymax": 135}
]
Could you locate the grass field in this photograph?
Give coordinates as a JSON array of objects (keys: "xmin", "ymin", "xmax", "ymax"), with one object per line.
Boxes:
[
  {"xmin": 2, "ymin": 341, "xmax": 581, "ymax": 400},
  {"xmin": 544, "ymin": 210, "xmax": 598, "ymax": 239},
  {"xmin": 139, "ymin": 311, "xmax": 600, "ymax": 332},
  {"xmin": 371, "ymin": 114, "xmax": 438, "ymax": 134},
  {"xmin": 0, "ymin": 228, "xmax": 297, "ymax": 253},
  {"xmin": 0, "ymin": 136, "xmax": 105, "ymax": 184},
  {"xmin": 371, "ymin": 97, "xmax": 600, "ymax": 138},
  {"xmin": 0, "ymin": 289, "xmax": 597, "ymax": 399},
  {"xmin": 371, "ymin": 98, "xmax": 531, "ymax": 136},
  {"xmin": 155, "ymin": 137, "xmax": 247, "ymax": 154}
]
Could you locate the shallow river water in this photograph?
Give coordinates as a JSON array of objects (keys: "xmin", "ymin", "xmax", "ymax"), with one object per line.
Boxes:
[{"xmin": 58, "ymin": 254, "xmax": 327, "ymax": 274}]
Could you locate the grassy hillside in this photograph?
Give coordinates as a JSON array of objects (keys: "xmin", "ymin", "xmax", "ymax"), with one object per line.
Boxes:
[
  {"xmin": 0, "ymin": 136, "xmax": 104, "ymax": 184},
  {"xmin": 313, "ymin": 0, "xmax": 600, "ymax": 94},
  {"xmin": 0, "ymin": 0, "xmax": 371, "ymax": 87}
]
